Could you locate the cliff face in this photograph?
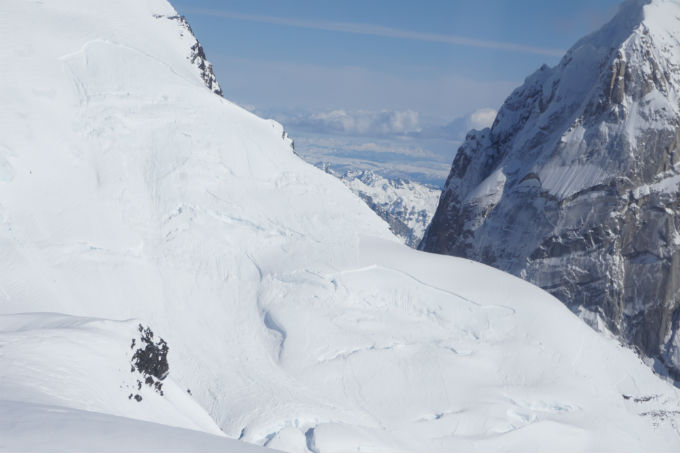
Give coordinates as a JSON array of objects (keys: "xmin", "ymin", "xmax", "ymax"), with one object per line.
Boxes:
[{"xmin": 421, "ymin": 0, "xmax": 680, "ymax": 378}]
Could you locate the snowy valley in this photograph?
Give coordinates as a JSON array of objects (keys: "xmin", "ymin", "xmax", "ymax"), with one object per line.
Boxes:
[
  {"xmin": 1, "ymin": 0, "xmax": 680, "ymax": 452},
  {"xmin": 318, "ymin": 166, "xmax": 440, "ymax": 247}
]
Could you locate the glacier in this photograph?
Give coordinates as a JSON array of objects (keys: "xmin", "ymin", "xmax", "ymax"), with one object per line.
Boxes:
[{"xmin": 1, "ymin": 0, "xmax": 680, "ymax": 451}]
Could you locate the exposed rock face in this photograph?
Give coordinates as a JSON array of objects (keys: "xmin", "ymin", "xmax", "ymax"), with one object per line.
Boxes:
[
  {"xmin": 421, "ymin": 0, "xmax": 680, "ymax": 379},
  {"xmin": 153, "ymin": 14, "xmax": 223, "ymax": 96}
]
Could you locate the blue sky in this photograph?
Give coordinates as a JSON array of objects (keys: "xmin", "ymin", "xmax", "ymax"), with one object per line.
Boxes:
[{"xmin": 171, "ymin": 0, "xmax": 624, "ymax": 185}]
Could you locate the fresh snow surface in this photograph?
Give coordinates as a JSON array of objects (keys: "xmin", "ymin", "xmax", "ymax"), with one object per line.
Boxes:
[
  {"xmin": 319, "ymin": 166, "xmax": 441, "ymax": 247},
  {"xmin": 1, "ymin": 0, "xmax": 680, "ymax": 452},
  {"xmin": 0, "ymin": 400, "xmax": 272, "ymax": 453},
  {"xmin": 0, "ymin": 313, "xmax": 276, "ymax": 452}
]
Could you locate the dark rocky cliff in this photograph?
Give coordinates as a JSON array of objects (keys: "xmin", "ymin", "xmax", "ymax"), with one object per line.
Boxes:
[{"xmin": 421, "ymin": 0, "xmax": 680, "ymax": 380}]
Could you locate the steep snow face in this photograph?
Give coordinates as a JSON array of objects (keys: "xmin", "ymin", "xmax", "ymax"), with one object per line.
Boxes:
[
  {"xmin": 3, "ymin": 0, "xmax": 680, "ymax": 451},
  {"xmin": 422, "ymin": 0, "xmax": 680, "ymax": 379},
  {"xmin": 319, "ymin": 166, "xmax": 441, "ymax": 247}
]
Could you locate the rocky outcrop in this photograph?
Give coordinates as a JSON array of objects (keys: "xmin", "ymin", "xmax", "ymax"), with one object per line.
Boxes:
[
  {"xmin": 153, "ymin": 14, "xmax": 223, "ymax": 96},
  {"xmin": 128, "ymin": 324, "xmax": 169, "ymax": 402},
  {"xmin": 421, "ymin": 0, "xmax": 680, "ymax": 379}
]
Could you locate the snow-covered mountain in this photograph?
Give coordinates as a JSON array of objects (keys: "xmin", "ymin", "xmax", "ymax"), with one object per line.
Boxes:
[
  {"xmin": 422, "ymin": 0, "xmax": 680, "ymax": 381},
  {"xmin": 2, "ymin": 0, "xmax": 680, "ymax": 451},
  {"xmin": 319, "ymin": 165, "xmax": 440, "ymax": 247}
]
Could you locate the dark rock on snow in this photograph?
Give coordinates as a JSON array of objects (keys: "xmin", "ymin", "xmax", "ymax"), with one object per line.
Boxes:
[{"xmin": 129, "ymin": 324, "xmax": 169, "ymax": 399}]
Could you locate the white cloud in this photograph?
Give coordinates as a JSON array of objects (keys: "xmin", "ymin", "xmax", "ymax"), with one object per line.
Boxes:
[
  {"xmin": 467, "ymin": 108, "xmax": 497, "ymax": 130},
  {"xmin": 211, "ymin": 55, "xmax": 517, "ymax": 121},
  {"xmin": 417, "ymin": 108, "xmax": 497, "ymax": 140},
  {"xmin": 281, "ymin": 109, "xmax": 421, "ymax": 137},
  {"xmin": 238, "ymin": 103, "xmax": 257, "ymax": 112}
]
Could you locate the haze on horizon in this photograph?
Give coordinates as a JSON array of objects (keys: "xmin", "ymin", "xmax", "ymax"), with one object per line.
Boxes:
[{"xmin": 173, "ymin": 0, "xmax": 624, "ymax": 185}]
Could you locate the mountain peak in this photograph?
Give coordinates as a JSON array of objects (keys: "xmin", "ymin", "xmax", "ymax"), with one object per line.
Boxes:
[{"xmin": 422, "ymin": 0, "xmax": 680, "ymax": 380}]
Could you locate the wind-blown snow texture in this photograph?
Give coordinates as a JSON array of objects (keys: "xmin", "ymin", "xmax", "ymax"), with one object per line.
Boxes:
[
  {"xmin": 421, "ymin": 0, "xmax": 680, "ymax": 382},
  {"xmin": 2, "ymin": 0, "xmax": 680, "ymax": 451},
  {"xmin": 319, "ymin": 166, "xmax": 441, "ymax": 247}
]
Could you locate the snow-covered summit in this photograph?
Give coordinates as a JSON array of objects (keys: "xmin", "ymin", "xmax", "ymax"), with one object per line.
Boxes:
[
  {"xmin": 2, "ymin": 0, "xmax": 680, "ymax": 451},
  {"xmin": 485, "ymin": 0, "xmax": 680, "ymax": 201},
  {"xmin": 423, "ymin": 0, "xmax": 680, "ymax": 381}
]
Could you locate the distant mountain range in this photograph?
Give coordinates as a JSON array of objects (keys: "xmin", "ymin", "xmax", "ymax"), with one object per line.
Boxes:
[{"xmin": 318, "ymin": 165, "xmax": 440, "ymax": 247}]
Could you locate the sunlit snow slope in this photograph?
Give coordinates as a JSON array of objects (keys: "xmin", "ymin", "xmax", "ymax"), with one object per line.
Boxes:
[{"xmin": 1, "ymin": 0, "xmax": 680, "ymax": 452}]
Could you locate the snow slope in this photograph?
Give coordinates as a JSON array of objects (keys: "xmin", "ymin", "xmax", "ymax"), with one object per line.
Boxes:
[
  {"xmin": 1, "ymin": 0, "xmax": 680, "ymax": 451},
  {"xmin": 0, "ymin": 401, "xmax": 271, "ymax": 453},
  {"xmin": 0, "ymin": 313, "xmax": 275, "ymax": 452}
]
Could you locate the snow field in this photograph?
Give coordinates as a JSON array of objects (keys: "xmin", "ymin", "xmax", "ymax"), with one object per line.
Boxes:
[{"xmin": 0, "ymin": 0, "xmax": 679, "ymax": 451}]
